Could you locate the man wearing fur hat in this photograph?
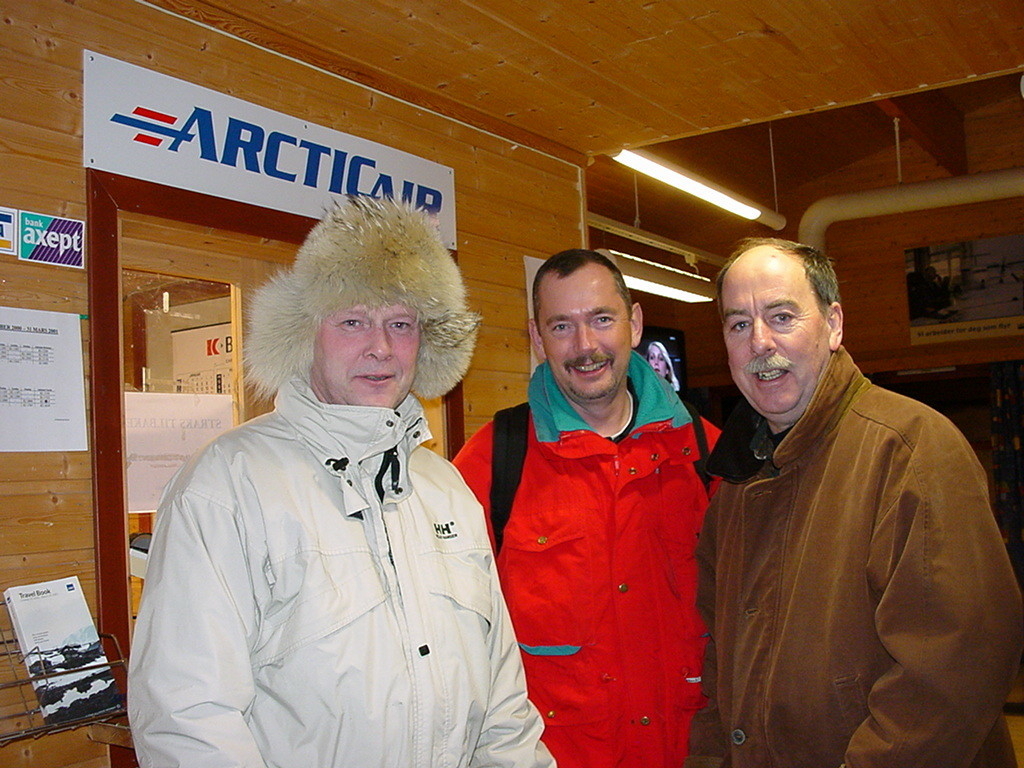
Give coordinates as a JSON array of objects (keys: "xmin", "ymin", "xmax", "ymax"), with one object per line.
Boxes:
[{"xmin": 128, "ymin": 198, "xmax": 556, "ymax": 768}]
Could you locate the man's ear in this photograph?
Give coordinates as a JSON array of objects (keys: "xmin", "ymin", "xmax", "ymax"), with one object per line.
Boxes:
[
  {"xmin": 827, "ymin": 302, "xmax": 844, "ymax": 351},
  {"xmin": 528, "ymin": 319, "xmax": 547, "ymax": 360},
  {"xmin": 630, "ymin": 302, "xmax": 644, "ymax": 348}
]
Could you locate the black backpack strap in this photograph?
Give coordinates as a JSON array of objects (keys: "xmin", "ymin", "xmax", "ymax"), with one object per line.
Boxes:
[
  {"xmin": 490, "ymin": 402, "xmax": 531, "ymax": 554},
  {"xmin": 683, "ymin": 400, "xmax": 712, "ymax": 494}
]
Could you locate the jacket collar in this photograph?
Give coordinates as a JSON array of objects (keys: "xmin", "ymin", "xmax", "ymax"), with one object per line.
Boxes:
[
  {"xmin": 707, "ymin": 347, "xmax": 871, "ymax": 483},
  {"xmin": 528, "ymin": 350, "xmax": 692, "ymax": 443},
  {"xmin": 275, "ymin": 378, "xmax": 429, "ymax": 505}
]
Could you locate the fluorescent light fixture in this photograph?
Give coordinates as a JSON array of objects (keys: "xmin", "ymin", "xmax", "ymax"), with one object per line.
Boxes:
[
  {"xmin": 612, "ymin": 149, "xmax": 786, "ymax": 230},
  {"xmin": 587, "ymin": 212, "xmax": 725, "ymax": 268},
  {"xmin": 597, "ymin": 248, "xmax": 715, "ymax": 303}
]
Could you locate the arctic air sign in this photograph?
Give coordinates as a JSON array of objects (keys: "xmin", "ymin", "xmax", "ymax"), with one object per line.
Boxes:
[{"xmin": 83, "ymin": 52, "xmax": 456, "ymax": 248}]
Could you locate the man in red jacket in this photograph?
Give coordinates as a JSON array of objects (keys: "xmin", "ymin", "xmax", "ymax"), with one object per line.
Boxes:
[{"xmin": 455, "ymin": 249, "xmax": 719, "ymax": 768}]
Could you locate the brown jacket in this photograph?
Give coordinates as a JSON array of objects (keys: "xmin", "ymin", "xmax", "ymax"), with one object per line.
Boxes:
[{"xmin": 688, "ymin": 347, "xmax": 1022, "ymax": 768}]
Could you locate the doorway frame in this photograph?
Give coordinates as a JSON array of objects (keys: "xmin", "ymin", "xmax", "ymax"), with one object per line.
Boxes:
[{"xmin": 86, "ymin": 169, "xmax": 467, "ymax": 722}]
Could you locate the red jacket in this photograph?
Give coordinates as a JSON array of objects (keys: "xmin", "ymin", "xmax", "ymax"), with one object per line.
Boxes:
[{"xmin": 455, "ymin": 358, "xmax": 719, "ymax": 768}]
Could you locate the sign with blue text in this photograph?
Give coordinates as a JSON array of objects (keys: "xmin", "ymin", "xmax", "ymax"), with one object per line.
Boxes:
[{"xmin": 83, "ymin": 51, "xmax": 457, "ymax": 248}]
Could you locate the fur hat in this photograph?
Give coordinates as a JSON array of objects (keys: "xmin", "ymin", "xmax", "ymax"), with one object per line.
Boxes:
[{"xmin": 245, "ymin": 197, "xmax": 480, "ymax": 401}]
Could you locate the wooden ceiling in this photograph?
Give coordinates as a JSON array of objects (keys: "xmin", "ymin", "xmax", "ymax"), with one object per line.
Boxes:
[
  {"xmin": 587, "ymin": 71, "xmax": 1024, "ymax": 256},
  {"xmin": 150, "ymin": 0, "xmax": 1024, "ymax": 259}
]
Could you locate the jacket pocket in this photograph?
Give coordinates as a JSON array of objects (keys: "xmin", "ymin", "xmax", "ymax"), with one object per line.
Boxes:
[
  {"xmin": 499, "ymin": 519, "xmax": 595, "ymax": 648},
  {"xmin": 252, "ymin": 549, "xmax": 386, "ymax": 666},
  {"xmin": 500, "ymin": 520, "xmax": 603, "ymax": 725},
  {"xmin": 833, "ymin": 673, "xmax": 869, "ymax": 733},
  {"xmin": 423, "ymin": 544, "xmax": 494, "ymax": 629},
  {"xmin": 519, "ymin": 646, "xmax": 605, "ymax": 726},
  {"xmin": 652, "ymin": 525, "xmax": 699, "ymax": 603}
]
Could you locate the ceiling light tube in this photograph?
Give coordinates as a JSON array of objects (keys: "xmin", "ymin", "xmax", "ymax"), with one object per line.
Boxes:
[
  {"xmin": 597, "ymin": 248, "xmax": 715, "ymax": 303},
  {"xmin": 612, "ymin": 149, "xmax": 786, "ymax": 230},
  {"xmin": 587, "ymin": 212, "xmax": 725, "ymax": 267}
]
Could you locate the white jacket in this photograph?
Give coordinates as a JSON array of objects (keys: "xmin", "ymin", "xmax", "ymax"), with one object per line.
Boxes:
[{"xmin": 128, "ymin": 379, "xmax": 554, "ymax": 768}]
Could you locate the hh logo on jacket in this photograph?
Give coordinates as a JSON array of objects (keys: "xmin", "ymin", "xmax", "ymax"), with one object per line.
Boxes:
[{"xmin": 434, "ymin": 521, "xmax": 457, "ymax": 540}]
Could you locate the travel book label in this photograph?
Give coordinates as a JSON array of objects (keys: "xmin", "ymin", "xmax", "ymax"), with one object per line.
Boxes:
[{"xmin": 4, "ymin": 576, "xmax": 122, "ymax": 724}]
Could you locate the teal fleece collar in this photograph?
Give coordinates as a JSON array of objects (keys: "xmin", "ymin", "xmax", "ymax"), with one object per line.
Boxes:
[{"xmin": 528, "ymin": 350, "xmax": 692, "ymax": 443}]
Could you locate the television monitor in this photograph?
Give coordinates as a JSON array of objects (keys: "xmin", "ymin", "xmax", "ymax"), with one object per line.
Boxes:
[{"xmin": 638, "ymin": 325, "xmax": 686, "ymax": 396}]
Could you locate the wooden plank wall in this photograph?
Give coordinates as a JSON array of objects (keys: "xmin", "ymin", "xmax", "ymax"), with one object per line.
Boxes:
[
  {"xmin": 641, "ymin": 92, "xmax": 1024, "ymax": 391},
  {"xmin": 3, "ymin": 3, "xmax": 1018, "ymax": 767},
  {"xmin": 0, "ymin": 1, "xmax": 583, "ymax": 766}
]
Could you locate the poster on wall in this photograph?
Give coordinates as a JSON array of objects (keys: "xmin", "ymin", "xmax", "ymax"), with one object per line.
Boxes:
[
  {"xmin": 124, "ymin": 391, "xmax": 234, "ymax": 513},
  {"xmin": 0, "ymin": 306, "xmax": 87, "ymax": 452},
  {"xmin": 83, "ymin": 51, "xmax": 457, "ymax": 248},
  {"xmin": 172, "ymin": 322, "xmax": 233, "ymax": 394},
  {"xmin": 906, "ymin": 234, "xmax": 1024, "ymax": 345}
]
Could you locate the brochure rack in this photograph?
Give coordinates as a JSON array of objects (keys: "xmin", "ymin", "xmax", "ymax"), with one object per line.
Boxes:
[{"xmin": 0, "ymin": 602, "xmax": 127, "ymax": 746}]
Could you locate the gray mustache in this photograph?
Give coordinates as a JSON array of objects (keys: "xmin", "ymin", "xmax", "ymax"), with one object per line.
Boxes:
[{"xmin": 745, "ymin": 353, "xmax": 792, "ymax": 374}]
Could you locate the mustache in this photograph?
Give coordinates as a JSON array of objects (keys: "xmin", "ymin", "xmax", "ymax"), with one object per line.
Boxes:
[
  {"xmin": 565, "ymin": 351, "xmax": 614, "ymax": 368},
  {"xmin": 744, "ymin": 353, "xmax": 792, "ymax": 375}
]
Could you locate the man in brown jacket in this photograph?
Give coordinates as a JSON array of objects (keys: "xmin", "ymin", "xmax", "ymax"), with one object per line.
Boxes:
[{"xmin": 687, "ymin": 237, "xmax": 1023, "ymax": 768}]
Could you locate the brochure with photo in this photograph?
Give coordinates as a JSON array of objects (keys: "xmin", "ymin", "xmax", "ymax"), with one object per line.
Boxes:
[{"xmin": 3, "ymin": 576, "xmax": 123, "ymax": 724}]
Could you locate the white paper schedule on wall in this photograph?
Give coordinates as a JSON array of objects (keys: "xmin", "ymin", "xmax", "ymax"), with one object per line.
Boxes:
[{"xmin": 3, "ymin": 576, "xmax": 123, "ymax": 724}]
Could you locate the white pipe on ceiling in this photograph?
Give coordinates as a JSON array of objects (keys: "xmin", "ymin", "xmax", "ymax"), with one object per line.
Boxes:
[{"xmin": 798, "ymin": 167, "xmax": 1024, "ymax": 250}]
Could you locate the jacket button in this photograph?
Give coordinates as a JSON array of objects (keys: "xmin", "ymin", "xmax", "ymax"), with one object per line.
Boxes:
[
  {"xmin": 618, "ymin": 583, "xmax": 629, "ymax": 593},
  {"xmin": 628, "ymin": 467, "xmax": 638, "ymax": 475},
  {"xmin": 639, "ymin": 716, "xmax": 651, "ymax": 725},
  {"xmin": 731, "ymin": 729, "xmax": 746, "ymax": 745},
  {"xmin": 650, "ymin": 453, "xmax": 660, "ymax": 461},
  {"xmin": 683, "ymin": 446, "xmax": 692, "ymax": 455},
  {"xmin": 537, "ymin": 536, "xmax": 548, "ymax": 545},
  {"xmin": 546, "ymin": 710, "xmax": 556, "ymax": 719}
]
